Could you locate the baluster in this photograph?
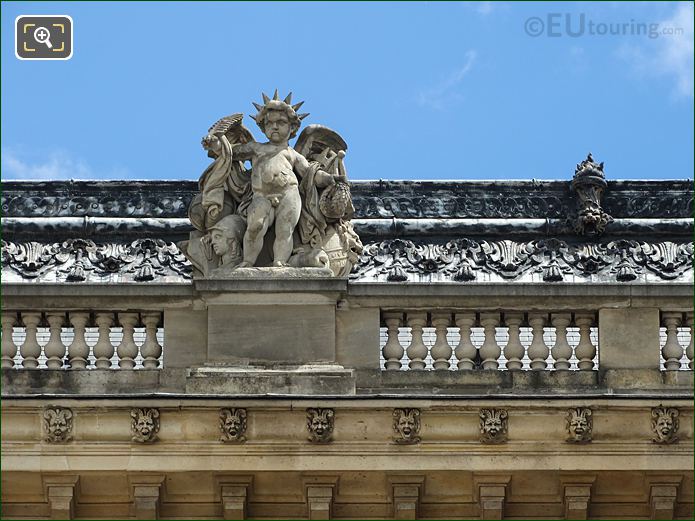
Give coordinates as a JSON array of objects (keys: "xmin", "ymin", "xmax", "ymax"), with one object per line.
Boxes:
[
  {"xmin": 1, "ymin": 313, "xmax": 18, "ymax": 368},
  {"xmin": 503, "ymin": 313, "xmax": 524, "ymax": 371},
  {"xmin": 382, "ymin": 312, "xmax": 404, "ymax": 370},
  {"xmin": 661, "ymin": 312, "xmax": 683, "ymax": 371},
  {"xmin": 574, "ymin": 313, "xmax": 596, "ymax": 370},
  {"xmin": 686, "ymin": 312, "xmax": 693, "ymax": 370},
  {"xmin": 93, "ymin": 313, "xmax": 115, "ymax": 369},
  {"xmin": 20, "ymin": 312, "xmax": 42, "ymax": 369},
  {"xmin": 551, "ymin": 313, "xmax": 572, "ymax": 370},
  {"xmin": 44, "ymin": 313, "xmax": 67, "ymax": 369},
  {"xmin": 68, "ymin": 312, "xmax": 90, "ymax": 369},
  {"xmin": 406, "ymin": 313, "xmax": 428, "ymax": 370},
  {"xmin": 141, "ymin": 313, "xmax": 163, "ymax": 369},
  {"xmin": 527, "ymin": 313, "xmax": 548, "ymax": 370},
  {"xmin": 117, "ymin": 313, "xmax": 139, "ymax": 369},
  {"xmin": 431, "ymin": 313, "xmax": 452, "ymax": 370},
  {"xmin": 479, "ymin": 313, "xmax": 501, "ymax": 370},
  {"xmin": 455, "ymin": 313, "xmax": 476, "ymax": 370}
]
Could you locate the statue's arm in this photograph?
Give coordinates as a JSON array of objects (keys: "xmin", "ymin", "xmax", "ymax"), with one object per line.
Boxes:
[
  {"xmin": 232, "ymin": 143, "xmax": 256, "ymax": 161},
  {"xmin": 294, "ymin": 151, "xmax": 334, "ymax": 188}
]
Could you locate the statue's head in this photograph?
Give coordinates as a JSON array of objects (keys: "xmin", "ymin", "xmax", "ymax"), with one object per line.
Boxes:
[
  {"xmin": 251, "ymin": 90, "xmax": 308, "ymax": 142},
  {"xmin": 209, "ymin": 215, "xmax": 246, "ymax": 257}
]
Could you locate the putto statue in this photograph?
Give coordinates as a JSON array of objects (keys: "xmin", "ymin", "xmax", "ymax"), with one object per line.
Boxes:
[{"xmin": 181, "ymin": 91, "xmax": 362, "ymax": 277}]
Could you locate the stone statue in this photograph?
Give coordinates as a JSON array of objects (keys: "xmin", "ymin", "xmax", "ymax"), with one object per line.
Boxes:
[{"xmin": 180, "ymin": 91, "xmax": 362, "ymax": 277}]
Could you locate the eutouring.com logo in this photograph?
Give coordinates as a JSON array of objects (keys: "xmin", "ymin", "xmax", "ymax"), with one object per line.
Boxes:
[{"xmin": 524, "ymin": 13, "xmax": 684, "ymax": 39}]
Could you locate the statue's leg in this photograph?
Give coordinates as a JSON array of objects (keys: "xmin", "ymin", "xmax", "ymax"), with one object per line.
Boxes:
[
  {"xmin": 242, "ymin": 196, "xmax": 273, "ymax": 266},
  {"xmin": 273, "ymin": 189, "xmax": 302, "ymax": 266}
]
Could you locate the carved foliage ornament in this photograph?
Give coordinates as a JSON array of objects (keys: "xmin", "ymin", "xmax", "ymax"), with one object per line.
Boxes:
[
  {"xmin": 393, "ymin": 408, "xmax": 421, "ymax": 445},
  {"xmin": 219, "ymin": 408, "xmax": 247, "ymax": 443},
  {"xmin": 43, "ymin": 406, "xmax": 73, "ymax": 443},
  {"xmin": 131, "ymin": 408, "xmax": 160, "ymax": 443},
  {"xmin": 1, "ymin": 239, "xmax": 191, "ymax": 282},
  {"xmin": 651, "ymin": 407, "xmax": 679, "ymax": 444},
  {"xmin": 307, "ymin": 408, "xmax": 334, "ymax": 443},
  {"xmin": 566, "ymin": 407, "xmax": 593, "ymax": 443},
  {"xmin": 479, "ymin": 408, "xmax": 508, "ymax": 444},
  {"xmin": 354, "ymin": 239, "xmax": 693, "ymax": 283}
]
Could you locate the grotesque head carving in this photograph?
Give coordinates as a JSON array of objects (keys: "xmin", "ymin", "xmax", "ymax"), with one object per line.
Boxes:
[
  {"xmin": 566, "ymin": 407, "xmax": 593, "ymax": 443},
  {"xmin": 220, "ymin": 408, "xmax": 247, "ymax": 443},
  {"xmin": 479, "ymin": 408, "xmax": 508, "ymax": 444},
  {"xmin": 393, "ymin": 408, "xmax": 421, "ymax": 444},
  {"xmin": 131, "ymin": 408, "xmax": 160, "ymax": 443},
  {"xmin": 307, "ymin": 408, "xmax": 334, "ymax": 443},
  {"xmin": 651, "ymin": 407, "xmax": 679, "ymax": 444},
  {"xmin": 43, "ymin": 407, "xmax": 73, "ymax": 443}
]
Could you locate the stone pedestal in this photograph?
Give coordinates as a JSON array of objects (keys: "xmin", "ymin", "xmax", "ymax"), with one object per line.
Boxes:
[{"xmin": 182, "ymin": 276, "xmax": 355, "ymax": 395}]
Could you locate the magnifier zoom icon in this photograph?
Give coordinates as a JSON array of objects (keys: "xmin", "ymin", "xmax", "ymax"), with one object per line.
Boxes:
[{"xmin": 33, "ymin": 26, "xmax": 53, "ymax": 49}]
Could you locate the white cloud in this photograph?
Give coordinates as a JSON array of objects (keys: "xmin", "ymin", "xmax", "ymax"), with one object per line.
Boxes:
[
  {"xmin": 417, "ymin": 50, "xmax": 477, "ymax": 110},
  {"xmin": 1, "ymin": 147, "xmax": 130, "ymax": 180},
  {"xmin": 618, "ymin": 3, "xmax": 694, "ymax": 99}
]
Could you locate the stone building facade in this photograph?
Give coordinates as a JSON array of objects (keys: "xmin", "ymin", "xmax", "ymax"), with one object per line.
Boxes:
[{"xmin": 1, "ymin": 170, "xmax": 693, "ymax": 519}]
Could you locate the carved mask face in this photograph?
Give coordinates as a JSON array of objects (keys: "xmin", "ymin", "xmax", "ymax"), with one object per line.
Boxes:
[
  {"xmin": 484, "ymin": 417, "xmax": 503, "ymax": 436},
  {"xmin": 569, "ymin": 416, "xmax": 588, "ymax": 436},
  {"xmin": 656, "ymin": 415, "xmax": 674, "ymax": 436},
  {"xmin": 224, "ymin": 416, "xmax": 242, "ymax": 437},
  {"xmin": 311, "ymin": 416, "xmax": 329, "ymax": 435},
  {"xmin": 264, "ymin": 111, "xmax": 290, "ymax": 144},
  {"xmin": 49, "ymin": 416, "xmax": 68, "ymax": 437},
  {"xmin": 397, "ymin": 415, "xmax": 416, "ymax": 437},
  {"xmin": 136, "ymin": 416, "xmax": 155, "ymax": 437},
  {"xmin": 210, "ymin": 230, "xmax": 229, "ymax": 256}
]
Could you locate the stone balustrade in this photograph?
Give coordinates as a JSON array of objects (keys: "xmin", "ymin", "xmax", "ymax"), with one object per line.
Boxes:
[
  {"xmin": 380, "ymin": 309, "xmax": 694, "ymax": 372},
  {"xmin": 1, "ymin": 311, "xmax": 163, "ymax": 370}
]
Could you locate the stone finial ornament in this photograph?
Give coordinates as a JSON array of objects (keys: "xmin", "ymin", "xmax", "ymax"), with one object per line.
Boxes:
[
  {"xmin": 571, "ymin": 153, "xmax": 612, "ymax": 236},
  {"xmin": 131, "ymin": 408, "xmax": 160, "ymax": 443},
  {"xmin": 43, "ymin": 406, "xmax": 73, "ymax": 443},
  {"xmin": 651, "ymin": 407, "xmax": 679, "ymax": 444},
  {"xmin": 307, "ymin": 408, "xmax": 334, "ymax": 443},
  {"xmin": 393, "ymin": 408, "xmax": 421, "ymax": 444},
  {"xmin": 219, "ymin": 408, "xmax": 247, "ymax": 443},
  {"xmin": 479, "ymin": 408, "xmax": 508, "ymax": 444},
  {"xmin": 566, "ymin": 407, "xmax": 593, "ymax": 443},
  {"xmin": 180, "ymin": 91, "xmax": 362, "ymax": 278}
]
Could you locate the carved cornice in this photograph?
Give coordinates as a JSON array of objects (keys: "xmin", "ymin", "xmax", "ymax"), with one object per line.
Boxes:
[
  {"xmin": 2, "ymin": 238, "xmax": 691, "ymax": 284},
  {"xmin": 2, "ymin": 180, "xmax": 692, "ymax": 219},
  {"xmin": 352, "ymin": 238, "xmax": 694, "ymax": 283}
]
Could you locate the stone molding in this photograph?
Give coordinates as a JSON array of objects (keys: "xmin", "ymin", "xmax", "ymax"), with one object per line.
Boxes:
[
  {"xmin": 4, "ymin": 180, "xmax": 691, "ymax": 219},
  {"xmin": 2, "ymin": 238, "xmax": 692, "ymax": 284}
]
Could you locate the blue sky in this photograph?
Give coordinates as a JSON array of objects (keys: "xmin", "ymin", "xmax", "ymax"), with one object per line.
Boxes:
[{"xmin": 2, "ymin": 1, "xmax": 693, "ymax": 181}]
